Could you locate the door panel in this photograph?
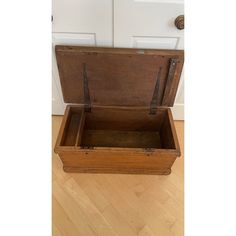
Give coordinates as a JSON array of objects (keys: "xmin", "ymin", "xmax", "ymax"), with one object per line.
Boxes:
[
  {"xmin": 52, "ymin": 0, "xmax": 112, "ymax": 46},
  {"xmin": 114, "ymin": 0, "xmax": 184, "ymax": 119},
  {"xmin": 132, "ymin": 36, "xmax": 178, "ymax": 49},
  {"xmin": 52, "ymin": 0, "xmax": 113, "ymax": 115},
  {"xmin": 114, "ymin": 0, "xmax": 184, "ymax": 48}
]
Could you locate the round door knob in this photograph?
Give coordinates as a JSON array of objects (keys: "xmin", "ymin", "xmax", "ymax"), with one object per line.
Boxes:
[{"xmin": 175, "ymin": 15, "xmax": 184, "ymax": 30}]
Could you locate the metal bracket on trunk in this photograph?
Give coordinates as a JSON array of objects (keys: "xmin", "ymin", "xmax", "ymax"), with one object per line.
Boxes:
[
  {"xmin": 161, "ymin": 58, "xmax": 178, "ymax": 106},
  {"xmin": 83, "ymin": 63, "xmax": 91, "ymax": 112},
  {"xmin": 149, "ymin": 67, "xmax": 162, "ymax": 115}
]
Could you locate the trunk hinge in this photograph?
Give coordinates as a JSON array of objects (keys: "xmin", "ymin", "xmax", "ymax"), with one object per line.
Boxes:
[
  {"xmin": 149, "ymin": 67, "xmax": 162, "ymax": 115},
  {"xmin": 161, "ymin": 58, "xmax": 178, "ymax": 106},
  {"xmin": 83, "ymin": 63, "xmax": 91, "ymax": 112}
]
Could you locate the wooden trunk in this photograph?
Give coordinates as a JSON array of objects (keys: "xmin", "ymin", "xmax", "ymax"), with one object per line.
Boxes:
[{"xmin": 54, "ymin": 46, "xmax": 184, "ymax": 175}]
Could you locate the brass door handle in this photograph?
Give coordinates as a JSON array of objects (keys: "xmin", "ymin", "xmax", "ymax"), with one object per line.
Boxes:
[{"xmin": 175, "ymin": 15, "xmax": 184, "ymax": 30}]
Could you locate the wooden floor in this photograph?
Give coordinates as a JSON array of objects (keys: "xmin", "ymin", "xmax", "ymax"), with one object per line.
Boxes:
[{"xmin": 52, "ymin": 116, "xmax": 184, "ymax": 236}]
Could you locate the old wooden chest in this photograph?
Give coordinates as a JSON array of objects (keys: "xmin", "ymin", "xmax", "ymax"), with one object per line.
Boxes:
[{"xmin": 54, "ymin": 46, "xmax": 184, "ymax": 175}]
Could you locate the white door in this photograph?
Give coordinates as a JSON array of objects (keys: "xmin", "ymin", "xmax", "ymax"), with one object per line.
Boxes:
[
  {"xmin": 52, "ymin": 0, "xmax": 113, "ymax": 114},
  {"xmin": 52, "ymin": 0, "xmax": 184, "ymax": 119},
  {"xmin": 114, "ymin": 0, "xmax": 184, "ymax": 119}
]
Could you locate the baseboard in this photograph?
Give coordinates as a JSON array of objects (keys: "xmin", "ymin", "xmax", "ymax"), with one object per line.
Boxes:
[
  {"xmin": 52, "ymin": 101, "xmax": 65, "ymax": 115},
  {"xmin": 171, "ymin": 103, "xmax": 184, "ymax": 120}
]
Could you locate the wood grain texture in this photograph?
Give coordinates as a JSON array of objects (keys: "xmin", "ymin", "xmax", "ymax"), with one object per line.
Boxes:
[
  {"xmin": 81, "ymin": 130, "xmax": 162, "ymax": 148},
  {"xmin": 55, "ymin": 46, "xmax": 184, "ymax": 108},
  {"xmin": 54, "ymin": 46, "xmax": 183, "ymax": 174},
  {"xmin": 52, "ymin": 115, "xmax": 184, "ymax": 236},
  {"xmin": 55, "ymin": 105, "xmax": 180, "ymax": 174}
]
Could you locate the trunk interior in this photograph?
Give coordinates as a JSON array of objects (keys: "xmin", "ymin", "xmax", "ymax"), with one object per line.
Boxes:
[{"xmin": 59, "ymin": 106, "xmax": 176, "ymax": 150}]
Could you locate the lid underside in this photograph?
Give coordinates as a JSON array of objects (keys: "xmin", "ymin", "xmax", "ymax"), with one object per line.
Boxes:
[{"xmin": 55, "ymin": 46, "xmax": 184, "ymax": 108}]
